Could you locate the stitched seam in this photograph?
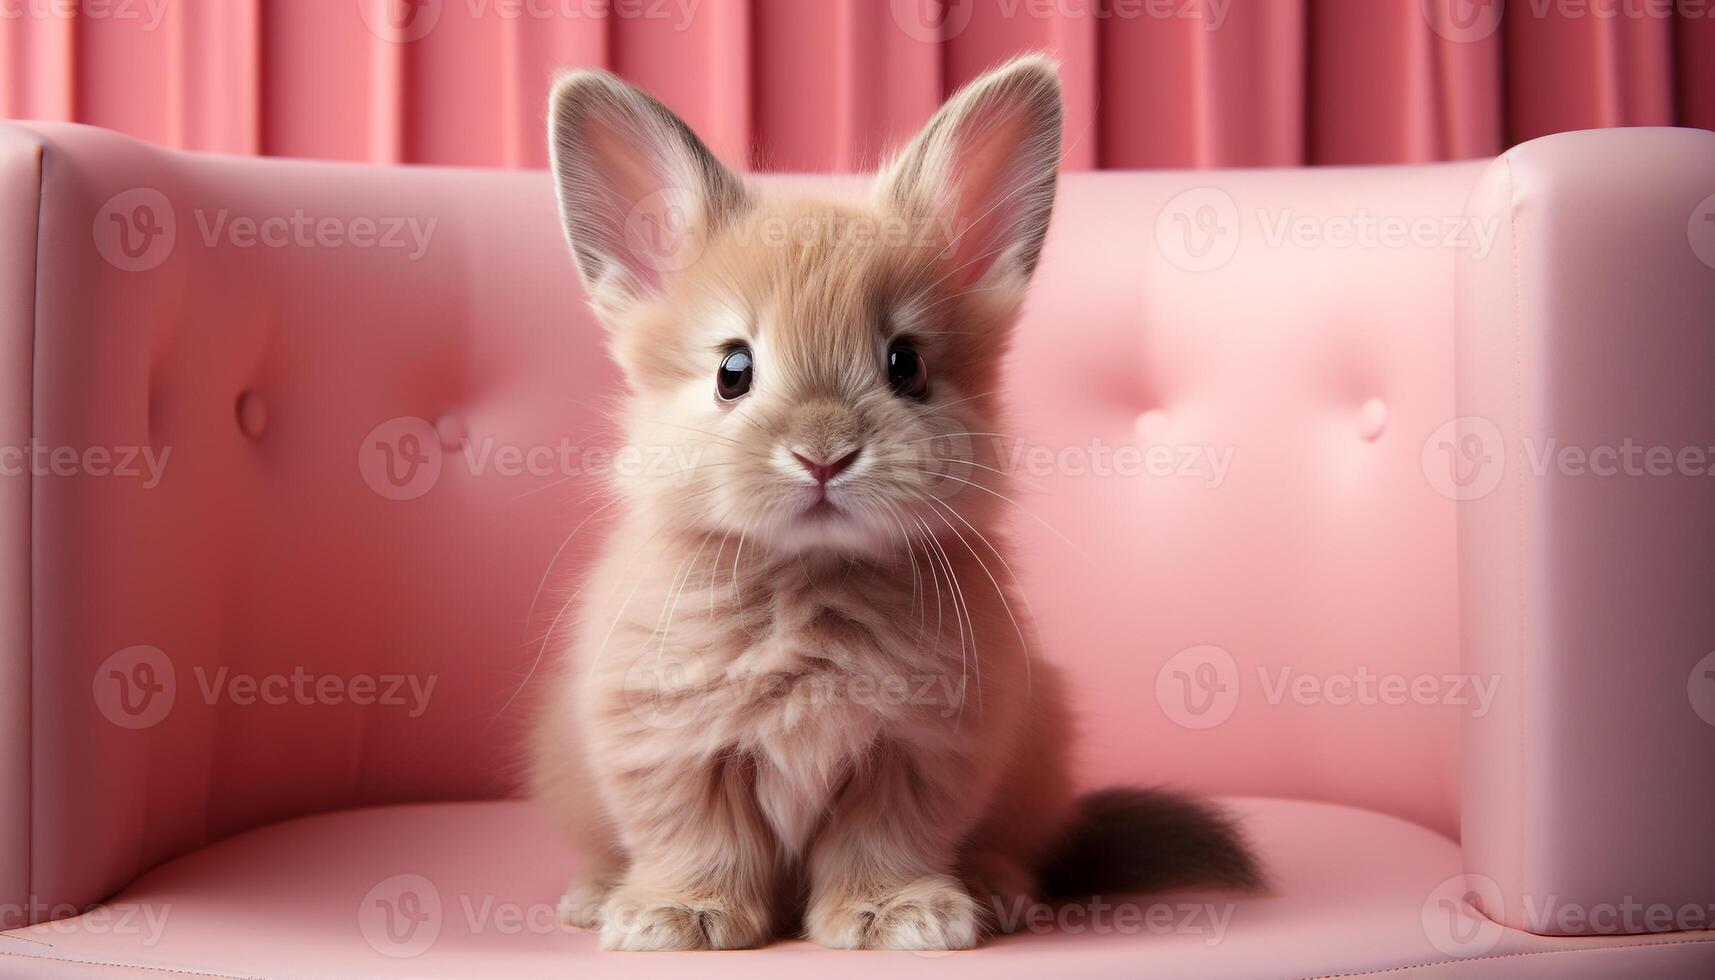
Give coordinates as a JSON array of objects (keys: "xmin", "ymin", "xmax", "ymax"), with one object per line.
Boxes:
[
  {"xmin": 1299, "ymin": 933, "xmax": 1715, "ymax": 979},
  {"xmin": 0, "ymin": 947, "xmax": 265, "ymax": 979},
  {"xmin": 1503, "ymin": 149, "xmax": 1528, "ymax": 924},
  {"xmin": 15, "ymin": 134, "xmax": 42, "ymax": 930}
]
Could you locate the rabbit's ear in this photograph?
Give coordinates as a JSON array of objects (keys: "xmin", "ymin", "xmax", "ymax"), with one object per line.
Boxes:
[
  {"xmin": 548, "ymin": 69, "xmax": 749, "ymax": 324},
  {"xmin": 876, "ymin": 55, "xmax": 1063, "ymax": 294}
]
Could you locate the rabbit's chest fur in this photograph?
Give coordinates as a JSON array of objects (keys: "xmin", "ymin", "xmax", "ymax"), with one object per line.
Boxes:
[{"xmin": 582, "ymin": 550, "xmax": 975, "ymax": 852}]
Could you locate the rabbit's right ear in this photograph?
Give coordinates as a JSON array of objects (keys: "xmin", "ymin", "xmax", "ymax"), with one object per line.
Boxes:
[
  {"xmin": 875, "ymin": 56, "xmax": 1062, "ymax": 297},
  {"xmin": 548, "ymin": 70, "xmax": 749, "ymax": 324}
]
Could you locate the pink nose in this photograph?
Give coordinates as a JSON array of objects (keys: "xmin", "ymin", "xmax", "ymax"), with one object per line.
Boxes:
[{"xmin": 791, "ymin": 447, "xmax": 861, "ymax": 485}]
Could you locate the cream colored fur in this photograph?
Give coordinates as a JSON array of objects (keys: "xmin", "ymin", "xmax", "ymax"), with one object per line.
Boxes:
[{"xmin": 531, "ymin": 56, "xmax": 1077, "ymax": 951}]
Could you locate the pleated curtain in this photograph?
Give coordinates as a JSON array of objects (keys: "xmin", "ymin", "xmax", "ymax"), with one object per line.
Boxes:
[{"xmin": 0, "ymin": 0, "xmax": 1709, "ymax": 171}]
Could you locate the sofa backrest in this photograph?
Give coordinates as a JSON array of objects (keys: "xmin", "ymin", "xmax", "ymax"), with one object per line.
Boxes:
[{"xmin": 0, "ymin": 121, "xmax": 1488, "ymax": 915}]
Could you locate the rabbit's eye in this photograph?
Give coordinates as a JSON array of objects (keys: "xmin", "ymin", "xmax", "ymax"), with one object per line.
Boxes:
[
  {"xmin": 717, "ymin": 347, "xmax": 754, "ymax": 401},
  {"xmin": 887, "ymin": 344, "xmax": 927, "ymax": 399}
]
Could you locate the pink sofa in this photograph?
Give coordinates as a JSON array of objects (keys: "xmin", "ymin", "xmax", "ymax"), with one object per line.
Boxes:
[{"xmin": 1, "ymin": 120, "xmax": 1712, "ymax": 978}]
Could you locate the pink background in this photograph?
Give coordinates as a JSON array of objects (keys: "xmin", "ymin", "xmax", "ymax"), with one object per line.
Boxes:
[{"xmin": 1, "ymin": 0, "xmax": 1711, "ymax": 171}]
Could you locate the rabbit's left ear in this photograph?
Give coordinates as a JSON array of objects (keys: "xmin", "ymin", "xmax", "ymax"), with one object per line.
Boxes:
[
  {"xmin": 875, "ymin": 55, "xmax": 1063, "ymax": 294},
  {"xmin": 548, "ymin": 68, "xmax": 749, "ymax": 325}
]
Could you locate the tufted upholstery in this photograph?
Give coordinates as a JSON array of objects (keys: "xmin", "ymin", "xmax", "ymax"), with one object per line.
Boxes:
[{"xmin": 0, "ymin": 122, "xmax": 1712, "ymax": 977}]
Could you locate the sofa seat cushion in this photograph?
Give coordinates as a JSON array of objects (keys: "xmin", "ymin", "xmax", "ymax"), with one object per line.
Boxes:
[{"xmin": 3, "ymin": 798, "xmax": 1710, "ymax": 979}]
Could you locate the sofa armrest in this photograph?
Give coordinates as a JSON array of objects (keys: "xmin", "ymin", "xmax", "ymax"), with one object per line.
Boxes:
[
  {"xmin": 0, "ymin": 127, "xmax": 43, "ymax": 931},
  {"xmin": 0, "ymin": 121, "xmax": 608, "ymax": 923},
  {"xmin": 1456, "ymin": 126, "xmax": 1715, "ymax": 936}
]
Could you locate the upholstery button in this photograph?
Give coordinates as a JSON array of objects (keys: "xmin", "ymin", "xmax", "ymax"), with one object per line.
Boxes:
[
  {"xmin": 435, "ymin": 414, "xmax": 467, "ymax": 450},
  {"xmin": 1358, "ymin": 397, "xmax": 1388, "ymax": 442},
  {"xmin": 236, "ymin": 391, "xmax": 267, "ymax": 438}
]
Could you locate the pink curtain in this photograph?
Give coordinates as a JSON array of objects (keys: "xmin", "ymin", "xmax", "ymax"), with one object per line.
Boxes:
[{"xmin": 0, "ymin": 0, "xmax": 1709, "ymax": 171}]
